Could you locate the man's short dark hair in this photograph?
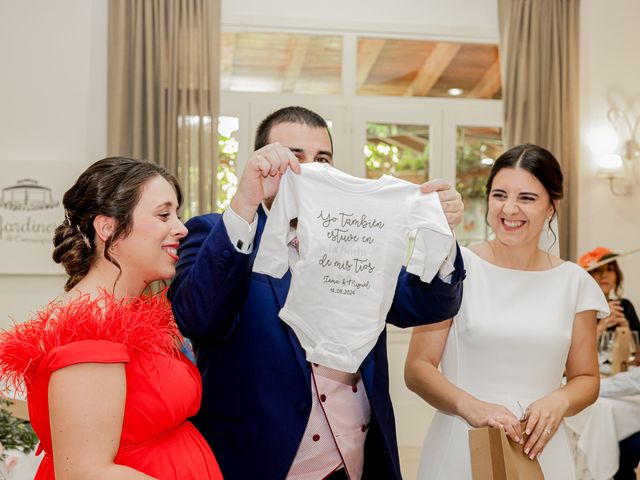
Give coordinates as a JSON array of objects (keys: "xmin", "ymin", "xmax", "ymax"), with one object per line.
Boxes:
[{"xmin": 254, "ymin": 106, "xmax": 333, "ymax": 151}]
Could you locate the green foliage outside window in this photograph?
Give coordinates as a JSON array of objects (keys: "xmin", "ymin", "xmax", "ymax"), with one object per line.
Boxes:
[
  {"xmin": 216, "ymin": 132, "xmax": 239, "ymax": 213},
  {"xmin": 364, "ymin": 124, "xmax": 429, "ymax": 178},
  {"xmin": 456, "ymin": 141, "xmax": 493, "ymax": 200}
]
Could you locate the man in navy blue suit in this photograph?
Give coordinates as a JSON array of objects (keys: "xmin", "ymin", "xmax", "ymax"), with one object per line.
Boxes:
[{"xmin": 169, "ymin": 106, "xmax": 465, "ymax": 480}]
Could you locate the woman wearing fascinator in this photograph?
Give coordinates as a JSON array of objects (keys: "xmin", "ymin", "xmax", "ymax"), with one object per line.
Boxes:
[
  {"xmin": 405, "ymin": 144, "xmax": 609, "ymax": 479},
  {"xmin": 0, "ymin": 158, "xmax": 223, "ymax": 479},
  {"xmin": 578, "ymin": 246, "xmax": 640, "ymax": 338}
]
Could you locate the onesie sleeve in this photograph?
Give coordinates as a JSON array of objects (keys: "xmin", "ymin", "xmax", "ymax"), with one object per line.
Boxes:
[
  {"xmin": 405, "ymin": 189, "xmax": 455, "ymax": 282},
  {"xmin": 253, "ymin": 169, "xmax": 299, "ymax": 278}
]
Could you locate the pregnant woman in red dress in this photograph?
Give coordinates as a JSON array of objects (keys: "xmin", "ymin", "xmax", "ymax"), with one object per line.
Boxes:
[{"xmin": 0, "ymin": 158, "xmax": 223, "ymax": 479}]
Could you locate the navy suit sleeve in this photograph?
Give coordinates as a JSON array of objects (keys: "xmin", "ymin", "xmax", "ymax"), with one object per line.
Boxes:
[
  {"xmin": 386, "ymin": 243, "xmax": 465, "ymax": 328},
  {"xmin": 168, "ymin": 214, "xmax": 255, "ymax": 340}
]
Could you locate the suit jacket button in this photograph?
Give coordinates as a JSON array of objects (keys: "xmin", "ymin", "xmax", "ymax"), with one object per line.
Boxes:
[{"xmin": 297, "ymin": 401, "xmax": 306, "ymax": 412}]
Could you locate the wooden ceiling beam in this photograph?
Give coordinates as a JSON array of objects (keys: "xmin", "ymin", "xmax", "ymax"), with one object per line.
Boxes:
[
  {"xmin": 404, "ymin": 42, "xmax": 461, "ymax": 97},
  {"xmin": 389, "ymin": 137, "xmax": 424, "ymax": 153},
  {"xmin": 372, "ymin": 136, "xmax": 425, "ymax": 154},
  {"xmin": 282, "ymin": 36, "xmax": 312, "ymax": 93},
  {"xmin": 356, "ymin": 38, "xmax": 386, "ymax": 89},
  {"xmin": 401, "ymin": 134, "xmax": 429, "ymax": 150},
  {"xmin": 468, "ymin": 58, "xmax": 501, "ymax": 99}
]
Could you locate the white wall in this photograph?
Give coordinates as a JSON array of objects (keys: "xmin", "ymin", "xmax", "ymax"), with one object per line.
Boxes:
[
  {"xmin": 0, "ymin": 0, "xmax": 107, "ymax": 327},
  {"xmin": 579, "ymin": 0, "xmax": 640, "ymax": 309}
]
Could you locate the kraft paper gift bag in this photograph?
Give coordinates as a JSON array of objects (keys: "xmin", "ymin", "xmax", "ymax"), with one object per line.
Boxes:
[
  {"xmin": 469, "ymin": 421, "xmax": 544, "ymax": 480},
  {"xmin": 611, "ymin": 326, "xmax": 631, "ymax": 374}
]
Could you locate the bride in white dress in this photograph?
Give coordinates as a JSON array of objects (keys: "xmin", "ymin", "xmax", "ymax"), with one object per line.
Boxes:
[{"xmin": 404, "ymin": 144, "xmax": 609, "ymax": 480}]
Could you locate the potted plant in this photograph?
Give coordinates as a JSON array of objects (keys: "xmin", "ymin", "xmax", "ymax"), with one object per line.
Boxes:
[{"xmin": 0, "ymin": 397, "xmax": 38, "ymax": 479}]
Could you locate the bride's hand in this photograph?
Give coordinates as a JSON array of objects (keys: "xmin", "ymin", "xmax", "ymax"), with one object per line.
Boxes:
[
  {"xmin": 523, "ymin": 392, "xmax": 570, "ymax": 459},
  {"xmin": 460, "ymin": 398, "xmax": 523, "ymax": 443}
]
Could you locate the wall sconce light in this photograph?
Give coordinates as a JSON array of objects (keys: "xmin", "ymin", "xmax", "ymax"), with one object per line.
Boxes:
[
  {"xmin": 590, "ymin": 107, "xmax": 640, "ymax": 196},
  {"xmin": 596, "ymin": 153, "xmax": 631, "ymax": 195}
]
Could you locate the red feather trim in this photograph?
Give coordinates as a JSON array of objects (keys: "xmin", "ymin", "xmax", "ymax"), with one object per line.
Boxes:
[{"xmin": 0, "ymin": 290, "xmax": 180, "ymax": 391}]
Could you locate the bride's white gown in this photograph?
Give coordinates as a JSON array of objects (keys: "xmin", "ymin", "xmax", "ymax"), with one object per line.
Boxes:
[{"xmin": 417, "ymin": 247, "xmax": 608, "ymax": 480}]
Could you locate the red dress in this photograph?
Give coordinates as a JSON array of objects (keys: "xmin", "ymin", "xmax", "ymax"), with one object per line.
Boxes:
[{"xmin": 0, "ymin": 292, "xmax": 223, "ymax": 480}]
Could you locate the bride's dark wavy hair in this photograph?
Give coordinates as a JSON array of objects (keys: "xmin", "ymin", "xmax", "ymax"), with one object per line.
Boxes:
[{"xmin": 52, "ymin": 157, "xmax": 182, "ymax": 292}]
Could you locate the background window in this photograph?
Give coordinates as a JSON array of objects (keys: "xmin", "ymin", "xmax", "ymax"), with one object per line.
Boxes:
[{"xmin": 454, "ymin": 126, "xmax": 503, "ymax": 245}]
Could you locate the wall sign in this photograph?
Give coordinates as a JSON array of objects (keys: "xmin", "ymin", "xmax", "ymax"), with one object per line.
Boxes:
[{"xmin": 0, "ymin": 162, "xmax": 85, "ymax": 274}]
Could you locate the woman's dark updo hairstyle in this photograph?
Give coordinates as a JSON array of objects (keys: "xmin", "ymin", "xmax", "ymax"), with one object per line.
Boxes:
[
  {"xmin": 485, "ymin": 143, "xmax": 564, "ymax": 245},
  {"xmin": 52, "ymin": 157, "xmax": 182, "ymax": 292}
]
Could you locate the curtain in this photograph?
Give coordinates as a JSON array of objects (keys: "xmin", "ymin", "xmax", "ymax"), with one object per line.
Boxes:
[
  {"xmin": 108, "ymin": 0, "xmax": 220, "ymax": 218},
  {"xmin": 497, "ymin": 0, "xmax": 580, "ymax": 260}
]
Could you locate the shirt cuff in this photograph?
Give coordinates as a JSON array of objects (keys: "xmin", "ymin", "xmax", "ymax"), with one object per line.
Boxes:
[
  {"xmin": 223, "ymin": 207, "xmax": 258, "ymax": 253},
  {"xmin": 437, "ymin": 238, "xmax": 457, "ymax": 283}
]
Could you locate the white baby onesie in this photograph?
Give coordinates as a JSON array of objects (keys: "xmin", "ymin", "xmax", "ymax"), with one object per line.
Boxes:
[{"xmin": 253, "ymin": 162, "xmax": 454, "ymax": 373}]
